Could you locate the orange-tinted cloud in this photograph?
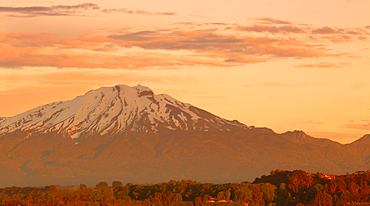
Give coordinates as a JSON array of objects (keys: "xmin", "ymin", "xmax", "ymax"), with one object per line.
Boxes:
[
  {"xmin": 109, "ymin": 30, "xmax": 328, "ymax": 60},
  {"xmin": 294, "ymin": 62, "xmax": 350, "ymax": 68},
  {"xmin": 242, "ymin": 82, "xmax": 307, "ymax": 87},
  {"xmin": 309, "ymin": 26, "xmax": 368, "ymax": 42},
  {"xmin": 233, "ymin": 20, "xmax": 368, "ymax": 44},
  {"xmin": 0, "ymin": 28, "xmax": 333, "ymax": 69},
  {"xmin": 1, "ymin": 17, "xmax": 369, "ymax": 70},
  {"xmin": 312, "ymin": 26, "xmax": 336, "ymax": 34},
  {"xmin": 0, "ymin": 3, "xmax": 100, "ymax": 17},
  {"xmin": 236, "ymin": 25, "xmax": 304, "ymax": 33},
  {"xmin": 0, "ymin": 3, "xmax": 176, "ymax": 17},
  {"xmin": 343, "ymin": 123, "xmax": 370, "ymax": 131},
  {"xmin": 101, "ymin": 8, "xmax": 176, "ymax": 16},
  {"xmin": 255, "ymin": 17, "xmax": 293, "ymax": 25}
]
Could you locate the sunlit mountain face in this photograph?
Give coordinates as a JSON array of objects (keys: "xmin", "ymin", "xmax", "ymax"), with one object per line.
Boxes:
[{"xmin": 0, "ymin": 84, "xmax": 369, "ymax": 187}]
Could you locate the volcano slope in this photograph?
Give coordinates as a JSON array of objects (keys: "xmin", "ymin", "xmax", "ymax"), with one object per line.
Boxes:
[{"xmin": 0, "ymin": 84, "xmax": 369, "ymax": 187}]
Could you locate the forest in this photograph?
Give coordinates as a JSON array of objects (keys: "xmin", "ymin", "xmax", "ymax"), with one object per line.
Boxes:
[{"xmin": 1, "ymin": 169, "xmax": 370, "ymax": 205}]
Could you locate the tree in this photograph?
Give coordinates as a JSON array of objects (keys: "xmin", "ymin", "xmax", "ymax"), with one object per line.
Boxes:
[
  {"xmin": 194, "ymin": 197, "xmax": 202, "ymax": 206},
  {"xmin": 112, "ymin": 181, "xmax": 123, "ymax": 188},
  {"xmin": 276, "ymin": 183, "xmax": 291, "ymax": 206},
  {"xmin": 173, "ymin": 193, "xmax": 182, "ymax": 202},
  {"xmin": 337, "ymin": 190, "xmax": 351, "ymax": 205},
  {"xmin": 46, "ymin": 185, "xmax": 58, "ymax": 193},
  {"xmin": 96, "ymin": 182, "xmax": 109, "ymax": 188},
  {"xmin": 217, "ymin": 191, "xmax": 225, "ymax": 201},
  {"xmin": 80, "ymin": 184, "xmax": 87, "ymax": 190},
  {"xmin": 163, "ymin": 191, "xmax": 174, "ymax": 206},
  {"xmin": 114, "ymin": 185, "xmax": 131, "ymax": 201},
  {"xmin": 225, "ymin": 190, "xmax": 231, "ymax": 201},
  {"xmin": 0, "ymin": 193, "xmax": 10, "ymax": 205},
  {"xmin": 234, "ymin": 190, "xmax": 251, "ymax": 203},
  {"xmin": 312, "ymin": 191, "xmax": 333, "ymax": 206},
  {"xmin": 89, "ymin": 187, "xmax": 114, "ymax": 202}
]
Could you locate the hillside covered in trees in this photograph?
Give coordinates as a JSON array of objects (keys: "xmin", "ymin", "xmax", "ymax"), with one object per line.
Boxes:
[{"xmin": 2, "ymin": 169, "xmax": 370, "ymax": 205}]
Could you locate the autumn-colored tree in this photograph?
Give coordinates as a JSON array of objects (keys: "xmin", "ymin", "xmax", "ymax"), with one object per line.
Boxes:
[
  {"xmin": 288, "ymin": 170, "xmax": 315, "ymax": 193},
  {"xmin": 173, "ymin": 193, "xmax": 182, "ymax": 202},
  {"xmin": 96, "ymin": 182, "xmax": 109, "ymax": 188},
  {"xmin": 0, "ymin": 193, "xmax": 10, "ymax": 205},
  {"xmin": 217, "ymin": 191, "xmax": 225, "ymax": 201},
  {"xmin": 276, "ymin": 183, "xmax": 291, "ymax": 206},
  {"xmin": 194, "ymin": 196, "xmax": 202, "ymax": 206},
  {"xmin": 337, "ymin": 190, "xmax": 351, "ymax": 206},
  {"xmin": 312, "ymin": 191, "xmax": 333, "ymax": 206},
  {"xmin": 80, "ymin": 184, "xmax": 87, "ymax": 190},
  {"xmin": 225, "ymin": 190, "xmax": 231, "ymax": 201},
  {"xmin": 112, "ymin": 181, "xmax": 123, "ymax": 188},
  {"xmin": 163, "ymin": 191, "xmax": 173, "ymax": 206}
]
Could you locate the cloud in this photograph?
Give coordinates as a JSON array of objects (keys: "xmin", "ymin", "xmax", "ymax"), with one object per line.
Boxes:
[
  {"xmin": 308, "ymin": 26, "xmax": 368, "ymax": 42},
  {"xmin": 1, "ymin": 17, "xmax": 369, "ymax": 70},
  {"xmin": 0, "ymin": 3, "xmax": 176, "ymax": 17},
  {"xmin": 237, "ymin": 25, "xmax": 305, "ymax": 33},
  {"xmin": 109, "ymin": 30, "xmax": 328, "ymax": 60},
  {"xmin": 101, "ymin": 8, "xmax": 176, "ymax": 16},
  {"xmin": 312, "ymin": 26, "xmax": 337, "ymax": 34},
  {"xmin": 0, "ymin": 3, "xmax": 100, "ymax": 17},
  {"xmin": 255, "ymin": 17, "xmax": 293, "ymax": 25},
  {"xmin": 343, "ymin": 123, "xmax": 370, "ymax": 131},
  {"xmin": 294, "ymin": 62, "xmax": 350, "ymax": 68},
  {"xmin": 0, "ymin": 27, "xmax": 344, "ymax": 70},
  {"xmin": 108, "ymin": 31, "xmax": 170, "ymax": 42},
  {"xmin": 342, "ymin": 119, "xmax": 370, "ymax": 131},
  {"xmin": 242, "ymin": 82, "xmax": 306, "ymax": 87}
]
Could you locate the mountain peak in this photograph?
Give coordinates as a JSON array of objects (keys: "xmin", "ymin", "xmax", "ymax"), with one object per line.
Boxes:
[
  {"xmin": 280, "ymin": 130, "xmax": 341, "ymax": 147},
  {"xmin": 0, "ymin": 84, "xmax": 250, "ymax": 141},
  {"xmin": 349, "ymin": 134, "xmax": 370, "ymax": 145}
]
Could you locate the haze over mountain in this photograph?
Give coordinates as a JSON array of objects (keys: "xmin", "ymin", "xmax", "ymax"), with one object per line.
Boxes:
[{"xmin": 0, "ymin": 84, "xmax": 369, "ymax": 187}]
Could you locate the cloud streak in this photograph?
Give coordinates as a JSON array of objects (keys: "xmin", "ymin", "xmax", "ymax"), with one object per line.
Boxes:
[
  {"xmin": 0, "ymin": 18, "xmax": 369, "ymax": 70},
  {"xmin": 236, "ymin": 25, "xmax": 305, "ymax": 33},
  {"xmin": 0, "ymin": 3, "xmax": 176, "ymax": 17},
  {"xmin": 242, "ymin": 82, "xmax": 307, "ymax": 87},
  {"xmin": 295, "ymin": 62, "xmax": 350, "ymax": 68}
]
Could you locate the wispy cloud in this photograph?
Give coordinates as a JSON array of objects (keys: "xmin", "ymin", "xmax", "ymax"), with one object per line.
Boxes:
[
  {"xmin": 343, "ymin": 119, "xmax": 370, "ymax": 131},
  {"xmin": 101, "ymin": 8, "xmax": 176, "ymax": 16},
  {"xmin": 312, "ymin": 26, "xmax": 337, "ymax": 34},
  {"xmin": 343, "ymin": 123, "xmax": 370, "ymax": 131},
  {"xmin": 242, "ymin": 82, "xmax": 307, "ymax": 87},
  {"xmin": 295, "ymin": 62, "xmax": 350, "ymax": 68},
  {"xmin": 0, "ymin": 3, "xmax": 176, "ymax": 17},
  {"xmin": 232, "ymin": 18, "xmax": 368, "ymax": 43},
  {"xmin": 0, "ymin": 17, "xmax": 369, "ymax": 70},
  {"xmin": 236, "ymin": 25, "xmax": 304, "ymax": 33},
  {"xmin": 255, "ymin": 17, "xmax": 293, "ymax": 25}
]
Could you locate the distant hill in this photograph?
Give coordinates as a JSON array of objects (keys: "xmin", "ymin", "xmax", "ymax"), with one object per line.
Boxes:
[{"xmin": 0, "ymin": 84, "xmax": 369, "ymax": 187}]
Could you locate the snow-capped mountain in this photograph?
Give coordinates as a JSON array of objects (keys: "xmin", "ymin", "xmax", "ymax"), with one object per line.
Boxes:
[
  {"xmin": 1, "ymin": 84, "xmax": 370, "ymax": 188},
  {"xmin": 0, "ymin": 84, "xmax": 249, "ymax": 140}
]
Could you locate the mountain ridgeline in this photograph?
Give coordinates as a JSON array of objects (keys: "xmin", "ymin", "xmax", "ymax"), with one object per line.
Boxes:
[{"xmin": 0, "ymin": 84, "xmax": 369, "ymax": 187}]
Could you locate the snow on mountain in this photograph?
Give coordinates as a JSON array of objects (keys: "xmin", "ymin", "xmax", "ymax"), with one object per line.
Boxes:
[{"xmin": 0, "ymin": 84, "xmax": 250, "ymax": 140}]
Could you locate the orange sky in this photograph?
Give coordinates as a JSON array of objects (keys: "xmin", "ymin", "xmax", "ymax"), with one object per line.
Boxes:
[{"xmin": 1, "ymin": 0, "xmax": 370, "ymax": 143}]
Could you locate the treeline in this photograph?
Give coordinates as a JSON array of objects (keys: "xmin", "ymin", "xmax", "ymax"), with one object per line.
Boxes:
[{"xmin": 2, "ymin": 170, "xmax": 370, "ymax": 205}]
